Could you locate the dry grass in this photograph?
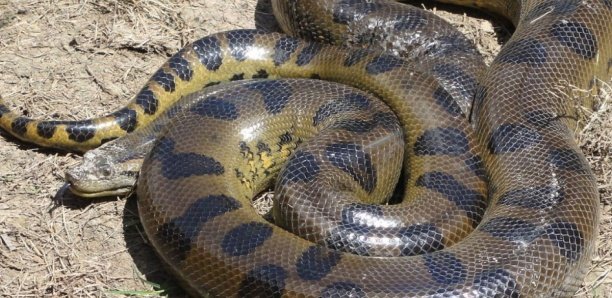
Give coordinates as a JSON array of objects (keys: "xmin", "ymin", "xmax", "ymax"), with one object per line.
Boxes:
[{"xmin": 0, "ymin": 0, "xmax": 610, "ymax": 297}]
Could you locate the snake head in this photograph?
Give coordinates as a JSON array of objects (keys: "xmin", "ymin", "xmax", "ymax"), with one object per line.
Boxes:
[{"xmin": 65, "ymin": 144, "xmax": 142, "ymax": 198}]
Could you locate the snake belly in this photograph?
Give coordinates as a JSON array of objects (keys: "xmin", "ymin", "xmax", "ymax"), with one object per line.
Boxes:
[{"xmin": 0, "ymin": 0, "xmax": 609, "ymax": 296}]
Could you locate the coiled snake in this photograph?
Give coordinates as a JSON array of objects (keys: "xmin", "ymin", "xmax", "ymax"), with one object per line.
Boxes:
[{"xmin": 0, "ymin": 0, "xmax": 610, "ymax": 296}]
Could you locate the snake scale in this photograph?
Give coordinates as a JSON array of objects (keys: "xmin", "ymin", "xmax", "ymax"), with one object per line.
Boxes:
[{"xmin": 1, "ymin": 0, "xmax": 610, "ymax": 297}]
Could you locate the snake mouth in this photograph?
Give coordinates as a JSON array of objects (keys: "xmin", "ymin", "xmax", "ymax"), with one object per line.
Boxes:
[{"xmin": 66, "ymin": 183, "xmax": 133, "ymax": 198}]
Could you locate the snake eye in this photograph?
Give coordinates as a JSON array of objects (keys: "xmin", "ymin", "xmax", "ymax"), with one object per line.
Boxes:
[{"xmin": 99, "ymin": 165, "xmax": 113, "ymax": 177}]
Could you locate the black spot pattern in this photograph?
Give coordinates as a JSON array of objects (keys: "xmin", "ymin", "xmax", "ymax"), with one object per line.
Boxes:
[
  {"xmin": 221, "ymin": 222, "xmax": 273, "ymax": 256},
  {"xmin": 296, "ymin": 246, "xmax": 342, "ymax": 281},
  {"xmin": 481, "ymin": 217, "xmax": 538, "ymax": 242},
  {"xmin": 488, "ymin": 124, "xmax": 542, "ymax": 154},
  {"xmin": 498, "ymin": 186, "xmax": 564, "ymax": 209},
  {"xmin": 545, "ymin": 222, "xmax": 583, "ymax": 261},
  {"xmin": 155, "ymin": 195, "xmax": 241, "ymax": 261},
  {"xmin": 151, "ymin": 70, "xmax": 176, "ymax": 92},
  {"xmin": 280, "ymin": 151, "xmax": 321, "ymax": 183},
  {"xmin": 239, "ymin": 265, "xmax": 287, "ymax": 298},
  {"xmin": 246, "ymin": 80, "xmax": 292, "ymax": 114},
  {"xmin": 273, "ymin": 37, "xmax": 299, "ymax": 66},
  {"xmin": 321, "ymin": 282, "xmax": 366, "ymax": 298},
  {"xmin": 325, "ymin": 142, "xmax": 376, "ymax": 193},
  {"xmin": 313, "ymin": 92, "xmax": 370, "ymax": 125},
  {"xmin": 66, "ymin": 121, "xmax": 96, "ymax": 142},
  {"xmin": 192, "ymin": 35, "xmax": 223, "ymax": 71},
  {"xmin": 230, "ymin": 73, "xmax": 245, "ymax": 81},
  {"xmin": 151, "ymin": 137, "xmax": 224, "ymax": 179},
  {"xmin": 227, "ymin": 29, "xmax": 259, "ymax": 61},
  {"xmin": 112, "ymin": 108, "xmax": 138, "ymax": 133},
  {"xmin": 135, "ymin": 87, "xmax": 159, "ymax": 115},
  {"xmin": 464, "ymin": 154, "xmax": 487, "ymax": 181},
  {"xmin": 36, "ymin": 122, "xmax": 57, "ymax": 139},
  {"xmin": 548, "ymin": 148, "xmax": 587, "ymax": 172},
  {"xmin": 190, "ymin": 96, "xmax": 239, "ymax": 120},
  {"xmin": 551, "ymin": 21, "xmax": 598, "ymax": 59},
  {"xmin": 473, "ymin": 268, "xmax": 520, "ymax": 298},
  {"xmin": 205, "ymin": 81, "xmax": 221, "ymax": 87},
  {"xmin": 252, "ymin": 69, "xmax": 269, "ymax": 79},
  {"xmin": 497, "ymin": 38, "xmax": 548, "ymax": 67},
  {"xmin": 432, "ymin": 63, "xmax": 478, "ymax": 104},
  {"xmin": 296, "ymin": 42, "xmax": 322, "ymax": 66},
  {"xmin": 341, "ymin": 203, "xmax": 384, "ymax": 229},
  {"xmin": 398, "ymin": 223, "xmax": 445, "ymax": 256},
  {"xmin": 11, "ymin": 117, "xmax": 31, "ymax": 135},
  {"xmin": 167, "ymin": 52, "xmax": 193, "ymax": 81},
  {"xmin": 431, "ymin": 86, "xmax": 463, "ymax": 116},
  {"xmin": 424, "ymin": 252, "xmax": 467, "ymax": 285},
  {"xmin": 365, "ymin": 54, "xmax": 403, "ymax": 74},
  {"xmin": 344, "ymin": 48, "xmax": 369, "ymax": 67},
  {"xmin": 415, "ymin": 172, "xmax": 485, "ymax": 227},
  {"xmin": 414, "ymin": 127, "xmax": 470, "ymax": 156}
]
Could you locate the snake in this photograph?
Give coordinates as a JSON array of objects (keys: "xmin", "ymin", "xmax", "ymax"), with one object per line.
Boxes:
[{"xmin": 1, "ymin": 0, "xmax": 610, "ymax": 296}]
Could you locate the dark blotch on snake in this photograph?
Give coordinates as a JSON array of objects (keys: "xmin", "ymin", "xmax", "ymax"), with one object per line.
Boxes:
[
  {"xmin": 548, "ymin": 148, "xmax": 588, "ymax": 172},
  {"xmin": 551, "ymin": 21, "xmax": 598, "ymax": 59},
  {"xmin": 325, "ymin": 142, "xmax": 376, "ymax": 193},
  {"xmin": 498, "ymin": 38, "xmax": 548, "ymax": 67},
  {"xmin": 36, "ymin": 122, "xmax": 57, "ymax": 139},
  {"xmin": 296, "ymin": 246, "xmax": 342, "ymax": 281},
  {"xmin": 230, "ymin": 73, "xmax": 245, "ymax": 81},
  {"xmin": 321, "ymin": 282, "xmax": 365, "ymax": 298},
  {"xmin": 424, "ymin": 252, "xmax": 467, "ymax": 285},
  {"xmin": 192, "ymin": 35, "xmax": 223, "ymax": 71},
  {"xmin": 481, "ymin": 217, "xmax": 539, "ymax": 242},
  {"xmin": 221, "ymin": 222, "xmax": 273, "ymax": 256},
  {"xmin": 415, "ymin": 172, "xmax": 485, "ymax": 227},
  {"xmin": 273, "ymin": 37, "xmax": 299, "ymax": 66},
  {"xmin": 11, "ymin": 117, "xmax": 31, "ymax": 136},
  {"xmin": 66, "ymin": 120, "xmax": 96, "ymax": 142},
  {"xmin": 112, "ymin": 108, "xmax": 138, "ymax": 133},
  {"xmin": 431, "ymin": 86, "xmax": 463, "ymax": 117},
  {"xmin": 296, "ymin": 42, "xmax": 322, "ymax": 66},
  {"xmin": 488, "ymin": 124, "xmax": 542, "ymax": 154},
  {"xmin": 335, "ymin": 119, "xmax": 377, "ymax": 133},
  {"xmin": 313, "ymin": 92, "xmax": 370, "ymax": 125},
  {"xmin": 227, "ymin": 29, "xmax": 260, "ymax": 61},
  {"xmin": 398, "ymin": 223, "xmax": 445, "ymax": 256},
  {"xmin": 344, "ymin": 48, "xmax": 369, "ymax": 67},
  {"xmin": 167, "ymin": 52, "xmax": 193, "ymax": 81},
  {"xmin": 393, "ymin": 13, "xmax": 427, "ymax": 31},
  {"xmin": 155, "ymin": 195, "xmax": 241, "ymax": 261},
  {"xmin": 414, "ymin": 127, "xmax": 470, "ymax": 156},
  {"xmin": 474, "ymin": 268, "xmax": 520, "ymax": 298},
  {"xmin": 239, "ymin": 265, "xmax": 287, "ymax": 298},
  {"xmin": 498, "ymin": 186, "xmax": 564, "ymax": 209},
  {"xmin": 151, "ymin": 70, "xmax": 176, "ymax": 92},
  {"xmin": 279, "ymin": 151, "xmax": 321, "ymax": 183},
  {"xmin": 152, "ymin": 137, "xmax": 224, "ymax": 179},
  {"xmin": 365, "ymin": 54, "xmax": 403, "ymax": 74},
  {"xmin": 135, "ymin": 87, "xmax": 159, "ymax": 115},
  {"xmin": 246, "ymin": 80, "xmax": 292, "ymax": 114},
  {"xmin": 432, "ymin": 63, "xmax": 478, "ymax": 104},
  {"xmin": 545, "ymin": 221, "xmax": 583, "ymax": 261},
  {"xmin": 464, "ymin": 154, "xmax": 487, "ymax": 181},
  {"xmin": 190, "ymin": 96, "xmax": 239, "ymax": 120},
  {"xmin": 252, "ymin": 69, "xmax": 269, "ymax": 79}
]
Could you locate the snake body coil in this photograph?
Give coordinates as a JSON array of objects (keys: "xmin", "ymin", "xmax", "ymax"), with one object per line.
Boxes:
[{"xmin": 1, "ymin": 0, "xmax": 610, "ymax": 297}]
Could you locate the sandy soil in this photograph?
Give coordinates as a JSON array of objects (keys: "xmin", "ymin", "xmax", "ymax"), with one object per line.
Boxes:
[{"xmin": 0, "ymin": 0, "xmax": 610, "ymax": 297}]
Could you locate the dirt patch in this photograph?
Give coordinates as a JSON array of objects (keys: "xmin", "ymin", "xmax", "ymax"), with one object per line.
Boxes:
[{"xmin": 0, "ymin": 0, "xmax": 609, "ymax": 297}]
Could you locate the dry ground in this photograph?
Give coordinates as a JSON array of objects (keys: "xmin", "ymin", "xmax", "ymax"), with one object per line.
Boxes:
[{"xmin": 0, "ymin": 0, "xmax": 610, "ymax": 297}]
